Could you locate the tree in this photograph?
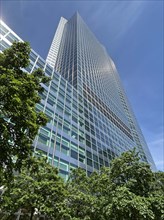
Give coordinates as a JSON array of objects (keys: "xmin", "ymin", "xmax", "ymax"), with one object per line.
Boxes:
[
  {"xmin": 109, "ymin": 150, "xmax": 153, "ymax": 196},
  {"xmin": 0, "ymin": 41, "xmax": 49, "ymax": 178},
  {"xmin": 104, "ymin": 186, "xmax": 157, "ymax": 220},
  {"xmin": 107, "ymin": 151, "xmax": 164, "ymax": 220},
  {"xmin": 148, "ymin": 171, "xmax": 164, "ymax": 220},
  {"xmin": 66, "ymin": 168, "xmax": 98, "ymax": 220},
  {"xmin": 0, "ymin": 156, "xmax": 68, "ymax": 220},
  {"xmin": 67, "ymin": 150, "xmax": 164, "ymax": 220}
]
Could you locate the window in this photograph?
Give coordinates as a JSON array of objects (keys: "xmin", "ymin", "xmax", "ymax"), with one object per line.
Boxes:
[
  {"xmin": 45, "ymin": 65, "xmax": 53, "ymax": 76},
  {"xmin": 56, "ymin": 105, "xmax": 63, "ymax": 113},
  {"xmin": 87, "ymin": 158, "xmax": 92, "ymax": 167},
  {"xmin": 86, "ymin": 151, "xmax": 92, "ymax": 159},
  {"xmin": 6, "ymin": 32, "xmax": 19, "ymax": 43},
  {"xmin": 36, "ymin": 58, "xmax": 45, "ymax": 69},
  {"xmin": 105, "ymin": 161, "xmax": 109, "ymax": 167},
  {"xmin": 61, "ymin": 145, "xmax": 69, "ymax": 155},
  {"xmin": 29, "ymin": 51, "xmax": 37, "ymax": 63},
  {"xmin": 62, "ymin": 138, "xmax": 69, "ymax": 146},
  {"xmin": 99, "ymin": 158, "xmax": 103, "ymax": 165},
  {"xmin": 53, "ymin": 157, "xmax": 59, "ymax": 168},
  {"xmin": 59, "ymin": 170, "xmax": 68, "ymax": 181},
  {"xmin": 71, "ymin": 131, "xmax": 78, "ymax": 140},
  {"xmin": 40, "ymin": 127, "xmax": 50, "ymax": 137},
  {"xmin": 59, "ymin": 160, "xmax": 69, "ymax": 171},
  {"xmin": 45, "ymin": 108, "xmax": 53, "ymax": 117},
  {"xmin": 47, "ymin": 98, "xmax": 55, "ymax": 106},
  {"xmin": 0, "ymin": 40, "xmax": 10, "ymax": 50},
  {"xmin": 86, "ymin": 140, "xmax": 91, "ymax": 148},
  {"xmin": 93, "ymin": 154, "xmax": 98, "ymax": 162},
  {"xmin": 48, "ymin": 155, "xmax": 52, "ymax": 164},
  {"xmin": 70, "ymin": 143, "xmax": 78, "ymax": 151},
  {"xmin": 69, "ymin": 163, "xmax": 77, "ymax": 171},
  {"xmin": 53, "ymin": 75, "xmax": 59, "ymax": 82},
  {"xmin": 50, "ymin": 139, "xmax": 55, "ymax": 148},
  {"xmin": 0, "ymin": 24, "xmax": 9, "ymax": 35},
  {"xmin": 38, "ymin": 134, "xmax": 49, "ymax": 146},
  {"xmin": 49, "ymin": 93, "xmax": 56, "ymax": 101},
  {"xmin": 55, "ymin": 142, "xmax": 60, "ymax": 151},
  {"xmin": 71, "ymin": 150, "xmax": 78, "ymax": 160},
  {"xmin": 63, "ymin": 126, "xmax": 70, "ymax": 134},
  {"xmin": 94, "ymin": 162, "xmax": 99, "ymax": 170}
]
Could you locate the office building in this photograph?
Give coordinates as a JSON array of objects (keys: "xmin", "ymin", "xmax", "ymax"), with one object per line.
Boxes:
[{"xmin": 0, "ymin": 13, "xmax": 156, "ymax": 180}]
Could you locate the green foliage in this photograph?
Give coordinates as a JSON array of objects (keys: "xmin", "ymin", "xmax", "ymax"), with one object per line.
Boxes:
[
  {"xmin": 66, "ymin": 168, "xmax": 98, "ymax": 220},
  {"xmin": 103, "ymin": 186, "xmax": 154, "ymax": 220},
  {"xmin": 110, "ymin": 150, "xmax": 153, "ymax": 196},
  {"xmin": 0, "ymin": 156, "xmax": 68, "ymax": 219},
  {"xmin": 67, "ymin": 150, "xmax": 164, "ymax": 220},
  {"xmin": 0, "ymin": 41, "xmax": 50, "ymax": 178},
  {"xmin": 0, "ymin": 138, "xmax": 163, "ymax": 219}
]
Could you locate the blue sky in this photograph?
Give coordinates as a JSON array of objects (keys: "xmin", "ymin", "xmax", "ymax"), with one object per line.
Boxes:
[{"xmin": 1, "ymin": 1, "xmax": 163, "ymax": 171}]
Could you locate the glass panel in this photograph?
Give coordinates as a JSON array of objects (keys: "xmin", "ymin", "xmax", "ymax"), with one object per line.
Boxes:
[
  {"xmin": 69, "ymin": 163, "xmax": 77, "ymax": 170},
  {"xmin": 6, "ymin": 32, "xmax": 19, "ymax": 42},
  {"xmin": 61, "ymin": 145, "xmax": 69, "ymax": 155},
  {"xmin": 87, "ymin": 158, "xmax": 93, "ymax": 167},
  {"xmin": 53, "ymin": 157, "xmax": 59, "ymax": 168},
  {"xmin": 30, "ymin": 51, "xmax": 37, "ymax": 62},
  {"xmin": 59, "ymin": 160, "xmax": 69, "ymax": 171},
  {"xmin": 0, "ymin": 40, "xmax": 10, "ymax": 50},
  {"xmin": 71, "ymin": 150, "xmax": 78, "ymax": 160},
  {"xmin": 36, "ymin": 58, "xmax": 45, "ymax": 69},
  {"xmin": 40, "ymin": 127, "xmax": 50, "ymax": 137},
  {"xmin": 0, "ymin": 23, "xmax": 9, "ymax": 35},
  {"xmin": 55, "ymin": 142, "xmax": 60, "ymax": 151},
  {"xmin": 38, "ymin": 134, "xmax": 49, "ymax": 146}
]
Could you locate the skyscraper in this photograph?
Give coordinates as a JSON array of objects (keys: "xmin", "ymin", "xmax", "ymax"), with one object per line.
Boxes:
[{"xmin": 0, "ymin": 13, "xmax": 156, "ymax": 180}]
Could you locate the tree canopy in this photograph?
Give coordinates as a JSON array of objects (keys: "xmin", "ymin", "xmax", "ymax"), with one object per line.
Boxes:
[
  {"xmin": 0, "ymin": 41, "xmax": 49, "ymax": 178},
  {"xmin": 66, "ymin": 150, "xmax": 164, "ymax": 220},
  {"xmin": 0, "ymin": 150, "xmax": 163, "ymax": 220},
  {"xmin": 0, "ymin": 156, "xmax": 68, "ymax": 220}
]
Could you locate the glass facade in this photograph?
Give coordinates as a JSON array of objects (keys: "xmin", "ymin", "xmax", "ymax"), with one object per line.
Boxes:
[{"xmin": 0, "ymin": 15, "xmax": 156, "ymax": 180}]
